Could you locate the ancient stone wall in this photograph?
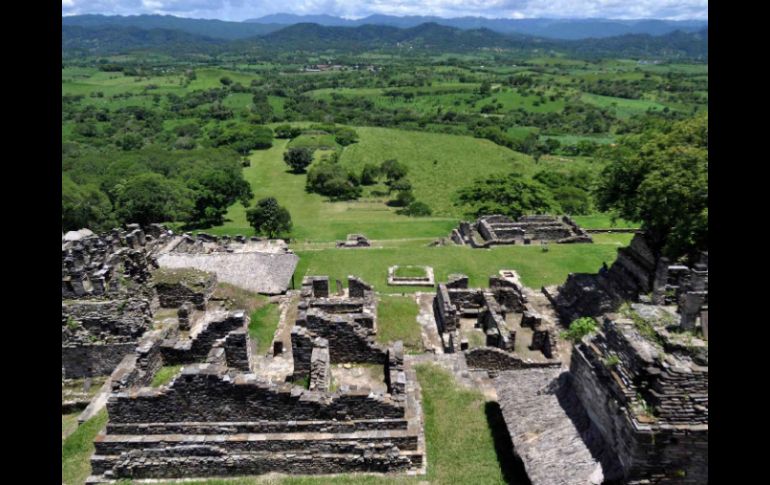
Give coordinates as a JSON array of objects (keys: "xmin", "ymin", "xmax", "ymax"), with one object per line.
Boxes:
[
  {"xmin": 62, "ymin": 343, "xmax": 137, "ymax": 379},
  {"xmin": 107, "ymin": 365, "xmax": 405, "ymax": 423},
  {"xmin": 309, "ymin": 343, "xmax": 331, "ymax": 392},
  {"xmin": 153, "ymin": 268, "xmax": 217, "ymax": 310},
  {"xmin": 433, "ymin": 284, "xmax": 457, "ymax": 333},
  {"xmin": 296, "ymin": 310, "xmax": 387, "ymax": 364},
  {"xmin": 464, "ymin": 347, "xmax": 561, "ymax": 371},
  {"xmin": 570, "ymin": 345, "xmax": 707, "ymax": 484},
  {"xmin": 224, "ymin": 330, "xmax": 250, "ymax": 371},
  {"xmin": 161, "ymin": 311, "xmax": 247, "ymax": 365}
]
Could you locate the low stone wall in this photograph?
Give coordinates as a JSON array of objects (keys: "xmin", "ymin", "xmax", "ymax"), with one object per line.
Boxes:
[
  {"xmin": 100, "ymin": 447, "xmax": 414, "ymax": 480},
  {"xmin": 309, "ymin": 343, "xmax": 331, "ymax": 392},
  {"xmin": 62, "ymin": 343, "xmax": 137, "ymax": 378},
  {"xmin": 106, "ymin": 418, "xmax": 409, "ymax": 435},
  {"xmin": 161, "ymin": 311, "xmax": 247, "ymax": 365},
  {"xmin": 107, "ymin": 364, "xmax": 405, "ymax": 423},
  {"xmin": 297, "ymin": 310, "xmax": 386, "ymax": 365},
  {"xmin": 464, "ymin": 347, "xmax": 561, "ymax": 371},
  {"xmin": 224, "ymin": 330, "xmax": 250, "ymax": 371},
  {"xmin": 153, "ymin": 268, "xmax": 217, "ymax": 310}
]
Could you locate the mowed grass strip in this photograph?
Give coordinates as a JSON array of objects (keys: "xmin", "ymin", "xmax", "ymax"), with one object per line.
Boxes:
[
  {"xmin": 249, "ymin": 303, "xmax": 281, "ymax": 354},
  {"xmin": 376, "ymin": 295, "xmax": 422, "ymax": 351},
  {"xmin": 62, "ymin": 408, "xmax": 108, "ymax": 485}
]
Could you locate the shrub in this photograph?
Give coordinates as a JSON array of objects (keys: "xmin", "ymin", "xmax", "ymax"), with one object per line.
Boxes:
[
  {"xmin": 399, "ymin": 201, "xmax": 433, "ymax": 217},
  {"xmin": 560, "ymin": 317, "xmax": 598, "ymax": 343},
  {"xmin": 306, "ymin": 162, "xmax": 361, "ymax": 201}
]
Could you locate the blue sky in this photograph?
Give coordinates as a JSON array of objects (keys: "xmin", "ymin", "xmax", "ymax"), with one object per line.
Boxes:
[{"xmin": 61, "ymin": 1, "xmax": 708, "ymax": 21}]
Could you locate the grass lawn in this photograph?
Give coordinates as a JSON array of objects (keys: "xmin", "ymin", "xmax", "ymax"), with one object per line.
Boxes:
[
  {"xmin": 296, "ymin": 234, "xmax": 632, "ymax": 294},
  {"xmin": 393, "ymin": 266, "xmax": 428, "ymax": 278},
  {"xmin": 62, "ymin": 412, "xmax": 80, "ymax": 444},
  {"xmin": 150, "ymin": 365, "xmax": 183, "ymax": 387},
  {"xmin": 376, "ymin": 295, "xmax": 422, "ymax": 351},
  {"xmin": 62, "ymin": 408, "xmax": 108, "ymax": 485},
  {"xmin": 571, "ymin": 214, "xmax": 640, "ymax": 229},
  {"xmin": 249, "ymin": 303, "xmax": 281, "ymax": 354}
]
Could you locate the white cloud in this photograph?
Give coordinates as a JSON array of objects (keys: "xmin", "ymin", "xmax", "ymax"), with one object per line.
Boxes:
[{"xmin": 61, "ymin": 0, "xmax": 708, "ymax": 21}]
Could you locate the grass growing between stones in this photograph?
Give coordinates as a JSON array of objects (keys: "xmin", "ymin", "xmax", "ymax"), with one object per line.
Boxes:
[
  {"xmin": 393, "ymin": 266, "xmax": 427, "ymax": 278},
  {"xmin": 376, "ymin": 295, "xmax": 422, "ymax": 351},
  {"xmin": 249, "ymin": 303, "xmax": 281, "ymax": 354},
  {"xmin": 62, "ymin": 408, "xmax": 108, "ymax": 485},
  {"xmin": 151, "ymin": 365, "xmax": 183, "ymax": 387}
]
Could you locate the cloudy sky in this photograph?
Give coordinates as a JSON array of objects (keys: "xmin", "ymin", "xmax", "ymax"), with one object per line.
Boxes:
[{"xmin": 61, "ymin": 0, "xmax": 708, "ymax": 21}]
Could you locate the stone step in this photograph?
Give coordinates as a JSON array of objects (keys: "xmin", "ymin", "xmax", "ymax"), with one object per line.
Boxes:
[
  {"xmin": 107, "ymin": 418, "xmax": 409, "ymax": 435},
  {"xmin": 94, "ymin": 428, "xmax": 420, "ymax": 455},
  {"xmin": 89, "ymin": 448, "xmax": 424, "ymax": 482}
]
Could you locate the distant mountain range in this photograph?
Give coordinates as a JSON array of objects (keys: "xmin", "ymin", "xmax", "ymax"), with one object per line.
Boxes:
[
  {"xmin": 63, "ymin": 14, "xmax": 707, "ymax": 41},
  {"xmin": 244, "ymin": 14, "xmax": 707, "ymax": 40}
]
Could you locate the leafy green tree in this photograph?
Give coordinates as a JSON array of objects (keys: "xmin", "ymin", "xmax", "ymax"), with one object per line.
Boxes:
[
  {"xmin": 479, "ymin": 80, "xmax": 492, "ymax": 96},
  {"xmin": 380, "ymin": 159, "xmax": 408, "ymax": 181},
  {"xmin": 596, "ymin": 113, "xmax": 707, "ymax": 259},
  {"xmin": 393, "ymin": 189, "xmax": 416, "ymax": 207},
  {"xmin": 62, "ymin": 176, "xmax": 115, "ymax": 232},
  {"xmin": 246, "ymin": 197, "xmax": 292, "ymax": 238},
  {"xmin": 455, "ymin": 174, "xmax": 557, "ymax": 219},
  {"xmin": 274, "ymin": 124, "xmax": 302, "ymax": 139},
  {"xmin": 334, "ymin": 127, "xmax": 359, "ymax": 146},
  {"xmin": 284, "ymin": 147, "xmax": 314, "ymax": 173},
  {"xmin": 306, "ymin": 161, "xmax": 361, "ymax": 200},
  {"xmin": 360, "ymin": 163, "xmax": 381, "ymax": 185},
  {"xmin": 114, "ymin": 173, "xmax": 194, "ymax": 226},
  {"xmin": 220, "ymin": 76, "xmax": 232, "ymax": 86}
]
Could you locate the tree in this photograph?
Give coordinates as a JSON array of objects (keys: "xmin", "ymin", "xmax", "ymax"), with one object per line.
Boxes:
[
  {"xmin": 274, "ymin": 124, "xmax": 302, "ymax": 139},
  {"xmin": 220, "ymin": 76, "xmax": 233, "ymax": 86},
  {"xmin": 114, "ymin": 173, "xmax": 194, "ymax": 226},
  {"xmin": 334, "ymin": 127, "xmax": 359, "ymax": 146},
  {"xmin": 246, "ymin": 197, "xmax": 292, "ymax": 238},
  {"xmin": 62, "ymin": 176, "xmax": 115, "ymax": 232},
  {"xmin": 596, "ymin": 113, "xmax": 707, "ymax": 259},
  {"xmin": 306, "ymin": 161, "xmax": 361, "ymax": 200},
  {"xmin": 380, "ymin": 159, "xmax": 408, "ymax": 189},
  {"xmin": 455, "ymin": 174, "xmax": 558, "ymax": 219},
  {"xmin": 284, "ymin": 147, "xmax": 314, "ymax": 173},
  {"xmin": 360, "ymin": 163, "xmax": 381, "ymax": 185},
  {"xmin": 479, "ymin": 80, "xmax": 492, "ymax": 96}
]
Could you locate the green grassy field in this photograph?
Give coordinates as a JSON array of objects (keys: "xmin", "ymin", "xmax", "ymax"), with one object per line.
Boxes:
[
  {"xmin": 64, "ymin": 365, "xmax": 517, "ymax": 485},
  {"xmin": 295, "ymin": 234, "xmax": 632, "ymax": 294},
  {"xmin": 376, "ymin": 295, "xmax": 422, "ymax": 351},
  {"xmin": 571, "ymin": 214, "xmax": 640, "ymax": 229}
]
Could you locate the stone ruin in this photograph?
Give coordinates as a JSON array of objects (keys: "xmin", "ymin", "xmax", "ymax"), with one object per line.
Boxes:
[
  {"xmin": 336, "ymin": 233, "xmax": 371, "ymax": 248},
  {"xmin": 152, "ymin": 267, "xmax": 217, "ymax": 310},
  {"xmin": 62, "ymin": 224, "xmax": 170, "ymax": 381},
  {"xmin": 569, "ymin": 306, "xmax": 708, "ymax": 483},
  {"xmin": 432, "ymin": 271, "xmax": 561, "ymax": 371},
  {"xmin": 449, "ymin": 214, "xmax": 592, "ymax": 248},
  {"xmin": 544, "ymin": 232, "xmax": 708, "ymax": 327},
  {"xmin": 86, "ymin": 274, "xmax": 424, "ymax": 483},
  {"xmin": 491, "ymin": 235, "xmax": 708, "ymax": 484},
  {"xmin": 387, "ymin": 265, "xmax": 435, "ymax": 287},
  {"xmin": 156, "ymin": 232, "xmax": 299, "ymax": 295}
]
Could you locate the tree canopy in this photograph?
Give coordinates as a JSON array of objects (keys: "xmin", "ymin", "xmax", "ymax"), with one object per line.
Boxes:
[
  {"xmin": 455, "ymin": 173, "xmax": 558, "ymax": 219},
  {"xmin": 596, "ymin": 113, "xmax": 707, "ymax": 259},
  {"xmin": 246, "ymin": 197, "xmax": 292, "ymax": 237}
]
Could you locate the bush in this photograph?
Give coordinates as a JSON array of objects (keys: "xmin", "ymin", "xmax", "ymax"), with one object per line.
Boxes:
[
  {"xmin": 398, "ymin": 201, "xmax": 433, "ymax": 217},
  {"xmin": 360, "ymin": 163, "xmax": 381, "ymax": 185},
  {"xmin": 560, "ymin": 317, "xmax": 598, "ymax": 343},
  {"xmin": 283, "ymin": 147, "xmax": 313, "ymax": 173},
  {"xmin": 334, "ymin": 127, "xmax": 359, "ymax": 146},
  {"xmin": 274, "ymin": 124, "xmax": 302, "ymax": 139},
  {"xmin": 306, "ymin": 161, "xmax": 361, "ymax": 200}
]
